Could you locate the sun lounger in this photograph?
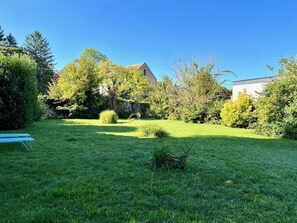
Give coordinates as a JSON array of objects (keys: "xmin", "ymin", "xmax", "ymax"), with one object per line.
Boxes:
[{"xmin": 0, "ymin": 133, "xmax": 34, "ymax": 151}]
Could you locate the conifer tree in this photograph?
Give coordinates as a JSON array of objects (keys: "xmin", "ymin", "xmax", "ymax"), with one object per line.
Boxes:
[
  {"xmin": 0, "ymin": 26, "xmax": 6, "ymax": 44},
  {"xmin": 23, "ymin": 31, "xmax": 55, "ymax": 94},
  {"xmin": 5, "ymin": 33, "xmax": 17, "ymax": 46}
]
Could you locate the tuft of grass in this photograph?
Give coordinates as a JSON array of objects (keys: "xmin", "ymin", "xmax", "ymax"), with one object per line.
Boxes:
[
  {"xmin": 152, "ymin": 143, "xmax": 192, "ymax": 170},
  {"xmin": 138, "ymin": 123, "xmax": 168, "ymax": 138},
  {"xmin": 99, "ymin": 110, "xmax": 118, "ymax": 124}
]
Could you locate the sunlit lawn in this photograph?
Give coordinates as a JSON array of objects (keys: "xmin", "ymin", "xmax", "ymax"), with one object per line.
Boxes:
[{"xmin": 1, "ymin": 119, "xmax": 297, "ymax": 222}]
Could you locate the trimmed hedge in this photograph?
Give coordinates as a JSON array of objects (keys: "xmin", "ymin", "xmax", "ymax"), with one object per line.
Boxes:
[{"xmin": 0, "ymin": 53, "xmax": 38, "ymax": 130}]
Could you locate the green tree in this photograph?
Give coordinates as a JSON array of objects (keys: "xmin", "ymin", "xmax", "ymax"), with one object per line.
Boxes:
[
  {"xmin": 5, "ymin": 33, "xmax": 17, "ymax": 46},
  {"xmin": 23, "ymin": 31, "xmax": 55, "ymax": 94},
  {"xmin": 48, "ymin": 48, "xmax": 107, "ymax": 118},
  {"xmin": 0, "ymin": 26, "xmax": 5, "ymax": 44},
  {"xmin": 174, "ymin": 60, "xmax": 232, "ymax": 123},
  {"xmin": 221, "ymin": 90, "xmax": 255, "ymax": 128},
  {"xmin": 98, "ymin": 60, "xmax": 150, "ymax": 110},
  {"xmin": 0, "ymin": 53, "xmax": 38, "ymax": 129},
  {"xmin": 256, "ymin": 57, "xmax": 297, "ymax": 138},
  {"xmin": 149, "ymin": 75, "xmax": 179, "ymax": 119}
]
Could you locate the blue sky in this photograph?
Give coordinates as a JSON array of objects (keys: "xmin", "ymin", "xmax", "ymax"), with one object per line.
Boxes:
[{"xmin": 1, "ymin": 0, "xmax": 297, "ymax": 88}]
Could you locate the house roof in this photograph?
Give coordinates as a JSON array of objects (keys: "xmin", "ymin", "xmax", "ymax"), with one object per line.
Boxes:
[
  {"xmin": 233, "ymin": 76, "xmax": 277, "ymax": 85},
  {"xmin": 127, "ymin": 63, "xmax": 145, "ymax": 69}
]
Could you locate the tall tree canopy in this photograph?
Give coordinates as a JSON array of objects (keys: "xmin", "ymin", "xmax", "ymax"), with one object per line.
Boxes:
[
  {"xmin": 48, "ymin": 48, "xmax": 107, "ymax": 118},
  {"xmin": 98, "ymin": 60, "xmax": 151, "ymax": 110},
  {"xmin": 23, "ymin": 31, "xmax": 55, "ymax": 94}
]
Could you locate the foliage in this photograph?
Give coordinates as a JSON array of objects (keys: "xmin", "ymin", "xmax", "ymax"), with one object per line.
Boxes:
[
  {"xmin": 98, "ymin": 60, "xmax": 151, "ymax": 110},
  {"xmin": 149, "ymin": 76, "xmax": 179, "ymax": 119},
  {"xmin": 0, "ymin": 26, "xmax": 5, "ymax": 44},
  {"xmin": 206, "ymin": 99, "xmax": 225, "ymax": 124},
  {"xmin": 151, "ymin": 145, "xmax": 187, "ymax": 170},
  {"xmin": 23, "ymin": 31, "xmax": 55, "ymax": 94},
  {"xmin": 283, "ymin": 97, "xmax": 297, "ymax": 139},
  {"xmin": 182, "ymin": 105, "xmax": 206, "ymax": 123},
  {"xmin": 99, "ymin": 110, "xmax": 118, "ymax": 124},
  {"xmin": 48, "ymin": 48, "xmax": 108, "ymax": 118},
  {"xmin": 5, "ymin": 33, "xmax": 17, "ymax": 47},
  {"xmin": 138, "ymin": 123, "xmax": 168, "ymax": 138},
  {"xmin": 158, "ymin": 60, "xmax": 233, "ymax": 123},
  {"xmin": 221, "ymin": 90, "xmax": 255, "ymax": 128},
  {"xmin": 255, "ymin": 57, "xmax": 297, "ymax": 138},
  {"xmin": 0, "ymin": 53, "xmax": 38, "ymax": 129}
]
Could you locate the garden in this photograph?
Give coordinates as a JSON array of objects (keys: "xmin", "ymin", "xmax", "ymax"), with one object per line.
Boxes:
[{"xmin": 1, "ymin": 26, "xmax": 297, "ymax": 222}]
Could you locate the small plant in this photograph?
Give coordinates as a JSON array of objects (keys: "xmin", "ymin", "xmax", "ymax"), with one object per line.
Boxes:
[
  {"xmin": 152, "ymin": 142, "xmax": 193, "ymax": 170},
  {"xmin": 138, "ymin": 123, "xmax": 168, "ymax": 138},
  {"xmin": 99, "ymin": 110, "xmax": 118, "ymax": 124}
]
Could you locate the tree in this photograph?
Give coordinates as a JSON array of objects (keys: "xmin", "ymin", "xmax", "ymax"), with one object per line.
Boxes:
[
  {"xmin": 23, "ymin": 31, "xmax": 55, "ymax": 94},
  {"xmin": 0, "ymin": 26, "xmax": 5, "ymax": 44},
  {"xmin": 174, "ymin": 60, "xmax": 232, "ymax": 123},
  {"xmin": 98, "ymin": 60, "xmax": 151, "ymax": 110},
  {"xmin": 5, "ymin": 33, "xmax": 17, "ymax": 46},
  {"xmin": 256, "ymin": 56, "xmax": 297, "ymax": 138},
  {"xmin": 48, "ymin": 48, "xmax": 107, "ymax": 118},
  {"xmin": 149, "ymin": 75, "xmax": 179, "ymax": 119},
  {"xmin": 221, "ymin": 90, "xmax": 255, "ymax": 128}
]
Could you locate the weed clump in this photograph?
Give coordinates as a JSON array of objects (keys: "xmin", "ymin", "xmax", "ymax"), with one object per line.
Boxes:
[
  {"xmin": 138, "ymin": 123, "xmax": 168, "ymax": 138},
  {"xmin": 99, "ymin": 110, "xmax": 118, "ymax": 124},
  {"xmin": 152, "ymin": 143, "xmax": 192, "ymax": 170}
]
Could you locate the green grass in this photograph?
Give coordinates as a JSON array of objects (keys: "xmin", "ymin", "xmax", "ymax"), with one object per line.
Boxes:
[{"xmin": 1, "ymin": 119, "xmax": 297, "ymax": 222}]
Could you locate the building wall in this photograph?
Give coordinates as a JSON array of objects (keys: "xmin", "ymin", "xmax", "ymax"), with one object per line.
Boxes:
[
  {"xmin": 138, "ymin": 63, "xmax": 157, "ymax": 82},
  {"xmin": 232, "ymin": 76, "xmax": 275, "ymax": 101}
]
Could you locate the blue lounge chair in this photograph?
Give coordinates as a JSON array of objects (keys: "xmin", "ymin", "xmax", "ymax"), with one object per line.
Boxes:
[{"xmin": 0, "ymin": 133, "xmax": 34, "ymax": 151}]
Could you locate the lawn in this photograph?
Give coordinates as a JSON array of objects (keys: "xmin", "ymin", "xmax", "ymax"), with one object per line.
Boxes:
[{"xmin": 1, "ymin": 119, "xmax": 297, "ymax": 223}]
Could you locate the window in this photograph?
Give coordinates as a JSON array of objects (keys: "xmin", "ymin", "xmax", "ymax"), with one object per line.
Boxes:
[{"xmin": 143, "ymin": 69, "xmax": 146, "ymax": 76}]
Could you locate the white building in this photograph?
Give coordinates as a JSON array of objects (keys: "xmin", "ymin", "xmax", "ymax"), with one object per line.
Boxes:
[{"xmin": 232, "ymin": 76, "xmax": 276, "ymax": 101}]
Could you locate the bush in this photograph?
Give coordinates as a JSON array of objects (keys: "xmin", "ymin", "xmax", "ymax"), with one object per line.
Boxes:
[
  {"xmin": 255, "ymin": 59, "xmax": 297, "ymax": 138},
  {"xmin": 138, "ymin": 124, "xmax": 168, "ymax": 138},
  {"xmin": 221, "ymin": 90, "xmax": 256, "ymax": 128},
  {"xmin": 99, "ymin": 110, "xmax": 118, "ymax": 124},
  {"xmin": 182, "ymin": 105, "xmax": 206, "ymax": 123},
  {"xmin": 0, "ymin": 53, "xmax": 38, "ymax": 130},
  {"xmin": 283, "ymin": 98, "xmax": 297, "ymax": 139},
  {"xmin": 152, "ymin": 144, "xmax": 190, "ymax": 170},
  {"xmin": 206, "ymin": 100, "xmax": 225, "ymax": 124}
]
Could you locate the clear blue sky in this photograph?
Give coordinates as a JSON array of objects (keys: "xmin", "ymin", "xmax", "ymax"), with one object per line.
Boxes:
[{"xmin": 1, "ymin": 0, "xmax": 297, "ymax": 88}]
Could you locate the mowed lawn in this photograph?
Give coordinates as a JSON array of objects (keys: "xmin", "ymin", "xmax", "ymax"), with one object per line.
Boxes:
[{"xmin": 1, "ymin": 119, "xmax": 297, "ymax": 223}]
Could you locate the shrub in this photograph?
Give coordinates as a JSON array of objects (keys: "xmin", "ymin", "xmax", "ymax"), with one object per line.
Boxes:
[
  {"xmin": 282, "ymin": 98, "xmax": 297, "ymax": 139},
  {"xmin": 99, "ymin": 110, "xmax": 118, "ymax": 124},
  {"xmin": 182, "ymin": 105, "xmax": 206, "ymax": 123},
  {"xmin": 255, "ymin": 58, "xmax": 297, "ymax": 138},
  {"xmin": 221, "ymin": 90, "xmax": 256, "ymax": 128},
  {"xmin": 0, "ymin": 53, "xmax": 38, "ymax": 130},
  {"xmin": 206, "ymin": 100, "xmax": 225, "ymax": 124},
  {"xmin": 138, "ymin": 124, "xmax": 168, "ymax": 138},
  {"xmin": 152, "ymin": 144, "xmax": 191, "ymax": 170}
]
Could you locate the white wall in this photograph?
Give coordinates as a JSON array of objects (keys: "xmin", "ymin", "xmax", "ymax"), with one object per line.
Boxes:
[
  {"xmin": 232, "ymin": 82, "xmax": 267, "ymax": 101},
  {"xmin": 232, "ymin": 76, "xmax": 275, "ymax": 101}
]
